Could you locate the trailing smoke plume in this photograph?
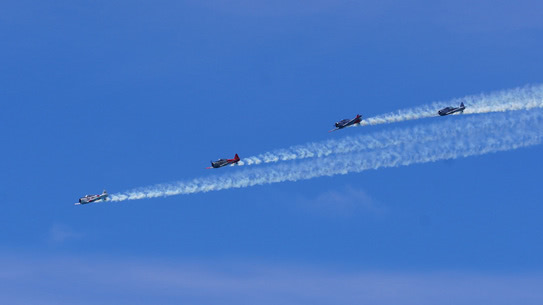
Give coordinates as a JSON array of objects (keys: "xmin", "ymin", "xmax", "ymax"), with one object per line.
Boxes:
[
  {"xmin": 239, "ymin": 84, "xmax": 543, "ymax": 166},
  {"xmin": 110, "ymin": 109, "xmax": 543, "ymax": 202},
  {"xmin": 359, "ymin": 84, "xmax": 543, "ymax": 126}
]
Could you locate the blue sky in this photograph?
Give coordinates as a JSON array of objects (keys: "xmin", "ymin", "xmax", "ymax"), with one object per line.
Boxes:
[{"xmin": 2, "ymin": 1, "xmax": 543, "ymax": 304}]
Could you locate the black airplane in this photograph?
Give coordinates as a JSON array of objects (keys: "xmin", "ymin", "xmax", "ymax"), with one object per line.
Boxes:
[
  {"xmin": 329, "ymin": 114, "xmax": 362, "ymax": 132},
  {"xmin": 438, "ymin": 102, "xmax": 465, "ymax": 116},
  {"xmin": 206, "ymin": 154, "xmax": 240, "ymax": 169}
]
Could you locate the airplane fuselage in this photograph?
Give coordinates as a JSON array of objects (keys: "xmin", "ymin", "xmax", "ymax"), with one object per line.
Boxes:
[
  {"xmin": 211, "ymin": 159, "xmax": 232, "ymax": 168},
  {"xmin": 77, "ymin": 192, "xmax": 108, "ymax": 205},
  {"xmin": 209, "ymin": 154, "xmax": 240, "ymax": 169},
  {"xmin": 438, "ymin": 104, "xmax": 465, "ymax": 116},
  {"xmin": 332, "ymin": 115, "xmax": 362, "ymax": 131}
]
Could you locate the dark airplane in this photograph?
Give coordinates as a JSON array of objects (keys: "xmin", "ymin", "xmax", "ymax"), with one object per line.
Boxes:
[
  {"xmin": 329, "ymin": 114, "xmax": 362, "ymax": 132},
  {"xmin": 76, "ymin": 190, "xmax": 108, "ymax": 205},
  {"xmin": 206, "ymin": 154, "xmax": 240, "ymax": 169},
  {"xmin": 438, "ymin": 102, "xmax": 465, "ymax": 116}
]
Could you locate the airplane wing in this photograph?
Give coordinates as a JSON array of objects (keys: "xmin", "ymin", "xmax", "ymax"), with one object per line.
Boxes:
[
  {"xmin": 328, "ymin": 128, "xmax": 339, "ymax": 133},
  {"xmin": 348, "ymin": 117, "xmax": 362, "ymax": 126},
  {"xmin": 205, "ymin": 166, "xmax": 213, "ymax": 169}
]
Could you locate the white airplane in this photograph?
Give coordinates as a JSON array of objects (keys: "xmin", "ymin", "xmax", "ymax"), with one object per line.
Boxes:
[{"xmin": 76, "ymin": 190, "xmax": 108, "ymax": 205}]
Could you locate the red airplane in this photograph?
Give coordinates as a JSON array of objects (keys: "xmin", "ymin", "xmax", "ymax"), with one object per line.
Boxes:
[{"xmin": 206, "ymin": 154, "xmax": 240, "ymax": 169}]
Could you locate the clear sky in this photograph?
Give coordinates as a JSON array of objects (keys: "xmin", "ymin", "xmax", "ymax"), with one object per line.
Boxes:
[{"xmin": 1, "ymin": 1, "xmax": 543, "ymax": 304}]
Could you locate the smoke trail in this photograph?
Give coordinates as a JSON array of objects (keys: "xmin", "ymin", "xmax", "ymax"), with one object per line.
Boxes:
[
  {"xmin": 359, "ymin": 84, "xmax": 543, "ymax": 126},
  {"xmin": 239, "ymin": 84, "xmax": 543, "ymax": 166},
  {"xmin": 110, "ymin": 110, "xmax": 543, "ymax": 202},
  {"xmin": 241, "ymin": 117, "xmax": 467, "ymax": 166}
]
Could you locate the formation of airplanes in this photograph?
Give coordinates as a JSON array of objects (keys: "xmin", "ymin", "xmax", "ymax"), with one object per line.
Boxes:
[{"xmin": 77, "ymin": 103, "xmax": 466, "ymax": 205}]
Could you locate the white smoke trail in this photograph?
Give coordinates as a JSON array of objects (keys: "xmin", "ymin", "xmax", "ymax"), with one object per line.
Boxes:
[
  {"xmin": 239, "ymin": 84, "xmax": 543, "ymax": 166},
  {"xmin": 241, "ymin": 118, "xmax": 464, "ymax": 166},
  {"xmin": 359, "ymin": 84, "xmax": 543, "ymax": 126},
  {"xmin": 110, "ymin": 110, "xmax": 543, "ymax": 202}
]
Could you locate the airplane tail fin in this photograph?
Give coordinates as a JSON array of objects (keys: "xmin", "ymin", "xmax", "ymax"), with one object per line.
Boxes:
[
  {"xmin": 103, "ymin": 190, "xmax": 107, "ymax": 195},
  {"xmin": 234, "ymin": 153, "xmax": 240, "ymax": 161},
  {"xmin": 460, "ymin": 102, "xmax": 465, "ymax": 107}
]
